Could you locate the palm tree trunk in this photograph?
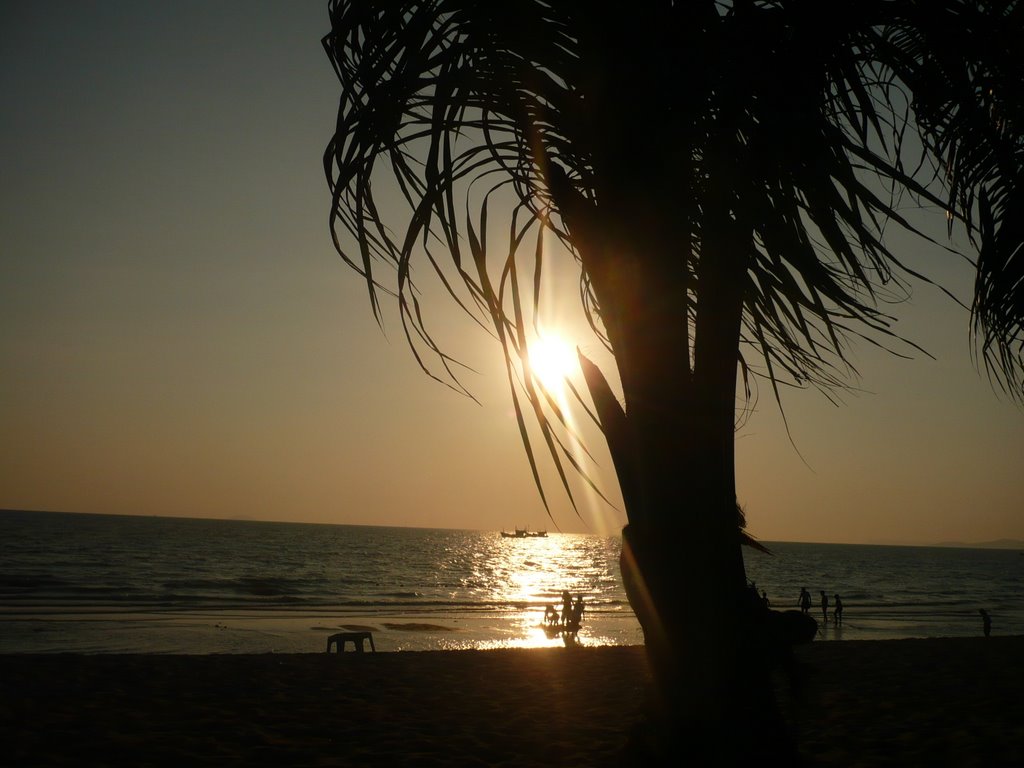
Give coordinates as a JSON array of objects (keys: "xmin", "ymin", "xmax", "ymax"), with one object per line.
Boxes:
[{"xmin": 579, "ymin": 215, "xmax": 798, "ymax": 761}]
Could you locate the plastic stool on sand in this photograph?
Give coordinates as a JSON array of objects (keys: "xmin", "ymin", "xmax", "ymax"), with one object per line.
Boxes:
[{"xmin": 326, "ymin": 631, "xmax": 376, "ymax": 653}]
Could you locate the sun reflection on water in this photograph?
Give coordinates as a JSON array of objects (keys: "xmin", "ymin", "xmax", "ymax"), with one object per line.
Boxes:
[{"xmin": 455, "ymin": 533, "xmax": 628, "ymax": 649}]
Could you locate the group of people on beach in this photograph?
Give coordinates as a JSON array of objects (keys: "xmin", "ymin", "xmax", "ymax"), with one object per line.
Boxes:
[
  {"xmin": 544, "ymin": 590, "xmax": 585, "ymax": 634},
  {"xmin": 791, "ymin": 588, "xmax": 994, "ymax": 637},
  {"xmin": 799, "ymin": 586, "xmax": 843, "ymax": 626}
]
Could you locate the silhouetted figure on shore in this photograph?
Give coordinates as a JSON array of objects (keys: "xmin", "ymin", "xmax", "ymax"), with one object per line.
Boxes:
[
  {"xmin": 761, "ymin": 590, "xmax": 770, "ymax": 609},
  {"xmin": 560, "ymin": 590, "xmax": 573, "ymax": 625},
  {"xmin": 544, "ymin": 591, "xmax": 585, "ymax": 640},
  {"xmin": 833, "ymin": 594, "xmax": 843, "ymax": 625},
  {"xmin": 569, "ymin": 594, "xmax": 585, "ymax": 632},
  {"xmin": 980, "ymin": 609, "xmax": 992, "ymax": 637},
  {"xmin": 799, "ymin": 587, "xmax": 811, "ymax": 614},
  {"xmin": 820, "ymin": 591, "xmax": 829, "ymax": 625}
]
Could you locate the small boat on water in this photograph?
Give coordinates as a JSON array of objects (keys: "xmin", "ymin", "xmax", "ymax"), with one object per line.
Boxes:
[{"xmin": 500, "ymin": 527, "xmax": 548, "ymax": 538}]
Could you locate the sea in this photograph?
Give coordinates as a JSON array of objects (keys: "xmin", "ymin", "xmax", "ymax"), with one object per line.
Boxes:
[{"xmin": 2, "ymin": 510, "xmax": 1022, "ymax": 654}]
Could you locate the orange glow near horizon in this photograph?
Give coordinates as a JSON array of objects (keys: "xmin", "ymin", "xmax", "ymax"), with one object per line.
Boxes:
[{"xmin": 1, "ymin": 4, "xmax": 1022, "ymax": 546}]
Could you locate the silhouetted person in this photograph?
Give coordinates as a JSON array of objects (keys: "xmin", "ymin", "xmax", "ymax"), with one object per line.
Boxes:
[
  {"xmin": 833, "ymin": 594, "xmax": 843, "ymax": 625},
  {"xmin": 799, "ymin": 587, "xmax": 811, "ymax": 614},
  {"xmin": 820, "ymin": 591, "xmax": 829, "ymax": 625},
  {"xmin": 980, "ymin": 608, "xmax": 992, "ymax": 637},
  {"xmin": 761, "ymin": 590, "xmax": 770, "ymax": 609},
  {"xmin": 544, "ymin": 605, "xmax": 559, "ymax": 626},
  {"xmin": 570, "ymin": 594, "xmax": 584, "ymax": 631},
  {"xmin": 560, "ymin": 590, "xmax": 572, "ymax": 625}
]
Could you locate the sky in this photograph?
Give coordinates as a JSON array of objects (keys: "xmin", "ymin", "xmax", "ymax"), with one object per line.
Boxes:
[{"xmin": 1, "ymin": 2, "xmax": 1021, "ymax": 545}]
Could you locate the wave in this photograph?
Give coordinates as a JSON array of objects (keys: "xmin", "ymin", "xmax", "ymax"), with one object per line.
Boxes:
[{"xmin": 5, "ymin": 513, "xmax": 1022, "ymax": 647}]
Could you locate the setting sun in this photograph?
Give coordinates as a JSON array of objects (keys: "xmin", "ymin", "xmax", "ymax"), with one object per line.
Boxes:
[{"xmin": 528, "ymin": 333, "xmax": 577, "ymax": 391}]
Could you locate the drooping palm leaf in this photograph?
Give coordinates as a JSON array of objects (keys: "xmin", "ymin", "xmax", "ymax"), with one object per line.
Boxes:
[{"xmin": 323, "ymin": 0, "xmax": 1024, "ymax": 518}]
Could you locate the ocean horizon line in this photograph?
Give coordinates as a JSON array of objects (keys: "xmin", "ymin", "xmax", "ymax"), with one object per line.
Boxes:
[{"xmin": 3, "ymin": 507, "xmax": 1022, "ymax": 551}]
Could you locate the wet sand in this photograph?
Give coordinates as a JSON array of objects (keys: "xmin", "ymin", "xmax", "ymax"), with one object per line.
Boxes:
[{"xmin": 4, "ymin": 637, "xmax": 1023, "ymax": 766}]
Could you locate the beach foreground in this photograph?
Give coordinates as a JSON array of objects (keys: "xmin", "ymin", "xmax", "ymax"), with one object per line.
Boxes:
[{"xmin": 4, "ymin": 637, "xmax": 1023, "ymax": 766}]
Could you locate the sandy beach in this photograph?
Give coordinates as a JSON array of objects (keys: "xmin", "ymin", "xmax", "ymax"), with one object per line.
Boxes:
[{"xmin": 4, "ymin": 637, "xmax": 1023, "ymax": 766}]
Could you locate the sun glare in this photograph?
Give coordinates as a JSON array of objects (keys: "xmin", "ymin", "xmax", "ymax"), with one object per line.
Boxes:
[{"xmin": 529, "ymin": 333, "xmax": 577, "ymax": 392}]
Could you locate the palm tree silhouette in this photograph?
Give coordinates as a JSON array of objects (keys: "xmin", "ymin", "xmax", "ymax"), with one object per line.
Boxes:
[{"xmin": 323, "ymin": 1, "xmax": 1023, "ymax": 760}]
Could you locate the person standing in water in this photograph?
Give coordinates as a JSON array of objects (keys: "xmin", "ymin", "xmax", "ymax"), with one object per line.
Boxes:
[
  {"xmin": 980, "ymin": 609, "xmax": 992, "ymax": 637},
  {"xmin": 820, "ymin": 591, "xmax": 829, "ymax": 625},
  {"xmin": 799, "ymin": 587, "xmax": 811, "ymax": 614},
  {"xmin": 571, "ymin": 594, "xmax": 585, "ymax": 630},
  {"xmin": 833, "ymin": 594, "xmax": 843, "ymax": 625}
]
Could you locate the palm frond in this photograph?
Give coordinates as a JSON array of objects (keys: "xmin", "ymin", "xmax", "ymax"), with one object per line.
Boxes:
[{"xmin": 323, "ymin": 0, "xmax": 1024, "ymax": 521}]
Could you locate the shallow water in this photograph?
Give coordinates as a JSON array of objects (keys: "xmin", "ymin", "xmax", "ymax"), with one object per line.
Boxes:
[
  {"xmin": 2, "ymin": 510, "xmax": 1021, "ymax": 652},
  {"xmin": 745, "ymin": 541, "xmax": 1024, "ymax": 641}
]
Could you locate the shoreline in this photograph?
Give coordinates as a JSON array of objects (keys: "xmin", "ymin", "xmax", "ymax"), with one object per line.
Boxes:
[
  {"xmin": 2, "ymin": 602, "xmax": 1000, "ymax": 655},
  {"xmin": 5, "ymin": 636, "xmax": 1024, "ymax": 765},
  {"xmin": 0, "ymin": 607, "xmax": 645, "ymax": 654}
]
